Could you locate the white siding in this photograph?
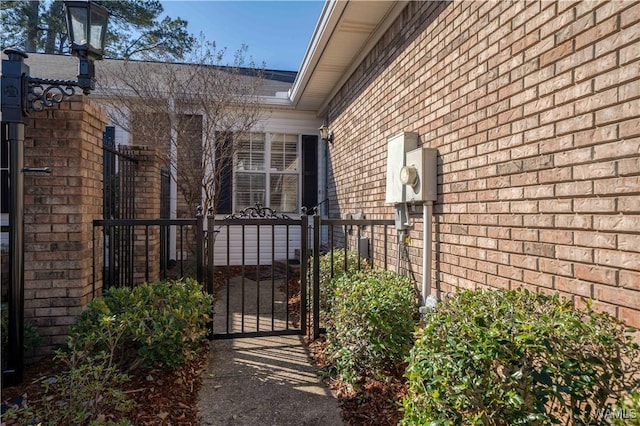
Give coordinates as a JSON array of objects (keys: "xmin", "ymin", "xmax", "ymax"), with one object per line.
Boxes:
[{"xmin": 212, "ymin": 224, "xmax": 301, "ymax": 265}]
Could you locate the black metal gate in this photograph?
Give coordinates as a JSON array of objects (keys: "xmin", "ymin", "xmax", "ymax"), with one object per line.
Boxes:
[
  {"xmin": 208, "ymin": 205, "xmax": 308, "ymax": 339},
  {"xmin": 101, "ymin": 127, "xmax": 138, "ymax": 290}
]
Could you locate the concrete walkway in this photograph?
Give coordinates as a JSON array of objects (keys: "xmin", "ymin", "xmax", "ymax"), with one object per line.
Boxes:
[
  {"xmin": 197, "ymin": 275, "xmax": 343, "ymax": 425},
  {"xmin": 197, "ymin": 336, "xmax": 344, "ymax": 425}
]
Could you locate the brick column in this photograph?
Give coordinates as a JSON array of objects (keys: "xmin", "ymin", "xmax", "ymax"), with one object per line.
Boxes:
[
  {"xmin": 128, "ymin": 145, "xmax": 162, "ymax": 285},
  {"xmin": 23, "ymin": 95, "xmax": 106, "ymax": 356}
]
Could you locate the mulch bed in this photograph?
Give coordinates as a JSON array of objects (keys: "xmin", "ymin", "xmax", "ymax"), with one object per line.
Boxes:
[
  {"xmin": 1, "ymin": 343, "xmax": 209, "ymax": 425},
  {"xmin": 3, "ymin": 268, "xmax": 405, "ymax": 425},
  {"xmin": 306, "ymin": 337, "xmax": 408, "ymax": 426}
]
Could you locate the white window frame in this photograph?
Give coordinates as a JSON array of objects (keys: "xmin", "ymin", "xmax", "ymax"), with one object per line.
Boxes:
[{"xmin": 234, "ymin": 132, "xmax": 301, "ymax": 214}]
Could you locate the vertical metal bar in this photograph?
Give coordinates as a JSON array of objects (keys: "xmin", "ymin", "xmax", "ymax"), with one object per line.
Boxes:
[
  {"xmin": 271, "ymin": 224, "xmax": 275, "ymax": 331},
  {"xmin": 371, "ymin": 223, "xmax": 375, "ymax": 268},
  {"xmin": 356, "ymin": 224, "xmax": 361, "ymax": 271},
  {"xmin": 241, "ymin": 224, "xmax": 245, "ymax": 333},
  {"xmin": 160, "ymin": 224, "xmax": 167, "ymax": 280},
  {"xmin": 207, "ymin": 216, "xmax": 215, "ymax": 340},
  {"xmin": 207, "ymin": 212, "xmax": 215, "ymax": 295},
  {"xmin": 313, "ymin": 214, "xmax": 320, "ymax": 340},
  {"xmin": 179, "ymin": 226, "xmax": 184, "ymax": 277},
  {"xmin": 226, "ymin": 224, "xmax": 231, "ymax": 334},
  {"xmin": 196, "ymin": 209, "xmax": 204, "ymax": 284},
  {"xmin": 4, "ymin": 120, "xmax": 25, "ymax": 386},
  {"xmin": 145, "ymin": 225, "xmax": 149, "ymax": 283},
  {"xmin": 384, "ymin": 224, "xmax": 388, "ymax": 270},
  {"xmin": 300, "ymin": 215, "xmax": 308, "ymax": 336},
  {"xmin": 128, "ymin": 224, "xmax": 133, "ymax": 286},
  {"xmin": 343, "ymin": 224, "xmax": 348, "ymax": 274},
  {"xmin": 256, "ymin": 223, "xmax": 260, "ymax": 332},
  {"xmin": 285, "ymin": 224, "xmax": 290, "ymax": 330},
  {"xmin": 106, "ymin": 226, "xmax": 112, "ymax": 289},
  {"xmin": 329, "ymin": 224, "xmax": 334, "ymax": 279},
  {"xmin": 92, "ymin": 224, "xmax": 96, "ymax": 298}
]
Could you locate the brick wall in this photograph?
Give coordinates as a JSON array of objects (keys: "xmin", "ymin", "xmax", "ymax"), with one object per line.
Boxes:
[
  {"xmin": 21, "ymin": 97, "xmax": 166, "ymax": 356},
  {"xmin": 23, "ymin": 95, "xmax": 106, "ymax": 354},
  {"xmin": 128, "ymin": 145, "xmax": 162, "ymax": 284},
  {"xmin": 326, "ymin": 0, "xmax": 640, "ymax": 327}
]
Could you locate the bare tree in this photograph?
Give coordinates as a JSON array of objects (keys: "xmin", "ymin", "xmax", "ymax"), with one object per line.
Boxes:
[{"xmin": 97, "ymin": 38, "xmax": 267, "ymax": 216}]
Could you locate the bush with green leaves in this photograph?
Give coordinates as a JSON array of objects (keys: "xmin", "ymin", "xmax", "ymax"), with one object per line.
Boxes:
[
  {"xmin": 4, "ymin": 315, "xmax": 134, "ymax": 425},
  {"xmin": 325, "ymin": 269, "xmax": 418, "ymax": 383},
  {"xmin": 2, "ymin": 304, "xmax": 43, "ymax": 370},
  {"xmin": 3, "ymin": 351, "xmax": 134, "ymax": 426},
  {"xmin": 69, "ymin": 278, "xmax": 212, "ymax": 369},
  {"xmin": 611, "ymin": 390, "xmax": 640, "ymax": 425},
  {"xmin": 400, "ymin": 289, "xmax": 640, "ymax": 426},
  {"xmin": 318, "ymin": 248, "xmax": 369, "ymax": 325}
]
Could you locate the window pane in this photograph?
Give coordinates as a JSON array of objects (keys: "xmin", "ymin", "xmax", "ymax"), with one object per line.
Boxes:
[
  {"xmin": 236, "ymin": 173, "xmax": 265, "ymax": 210},
  {"xmin": 270, "ymin": 133, "xmax": 298, "ymax": 171},
  {"xmin": 237, "ymin": 133, "xmax": 265, "ymax": 171},
  {"xmin": 270, "ymin": 174, "xmax": 298, "ymax": 213}
]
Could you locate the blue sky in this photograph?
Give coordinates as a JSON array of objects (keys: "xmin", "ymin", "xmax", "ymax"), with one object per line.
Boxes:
[{"xmin": 160, "ymin": 1, "xmax": 325, "ymax": 71}]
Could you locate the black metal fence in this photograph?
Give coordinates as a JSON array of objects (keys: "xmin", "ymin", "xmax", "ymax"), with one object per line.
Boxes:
[
  {"xmin": 101, "ymin": 128, "xmax": 138, "ymax": 291},
  {"xmin": 92, "ymin": 216, "xmax": 205, "ymax": 295},
  {"xmin": 208, "ymin": 213, "xmax": 308, "ymax": 339},
  {"xmin": 91, "ymin": 206, "xmax": 398, "ymax": 341},
  {"xmin": 307, "ymin": 216, "xmax": 396, "ymax": 339}
]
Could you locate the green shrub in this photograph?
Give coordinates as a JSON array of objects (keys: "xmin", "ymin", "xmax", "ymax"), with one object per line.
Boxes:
[
  {"xmin": 3, "ymin": 339, "xmax": 133, "ymax": 426},
  {"xmin": 612, "ymin": 390, "xmax": 640, "ymax": 425},
  {"xmin": 318, "ymin": 248, "xmax": 369, "ymax": 325},
  {"xmin": 69, "ymin": 278, "xmax": 212, "ymax": 369},
  {"xmin": 401, "ymin": 289, "xmax": 640, "ymax": 426},
  {"xmin": 326, "ymin": 269, "xmax": 418, "ymax": 383},
  {"xmin": 1, "ymin": 303, "xmax": 43, "ymax": 369},
  {"xmin": 3, "ymin": 349, "xmax": 134, "ymax": 425}
]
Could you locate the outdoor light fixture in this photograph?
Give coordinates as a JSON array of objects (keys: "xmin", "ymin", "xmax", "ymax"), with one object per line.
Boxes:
[
  {"xmin": 64, "ymin": 0, "xmax": 109, "ymax": 93},
  {"xmin": 1, "ymin": 0, "xmax": 108, "ymax": 387},
  {"xmin": 319, "ymin": 124, "xmax": 334, "ymax": 144}
]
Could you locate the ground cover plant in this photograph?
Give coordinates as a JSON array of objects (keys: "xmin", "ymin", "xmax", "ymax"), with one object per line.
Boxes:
[
  {"xmin": 401, "ymin": 289, "xmax": 640, "ymax": 426},
  {"xmin": 2, "ymin": 278, "xmax": 212, "ymax": 425}
]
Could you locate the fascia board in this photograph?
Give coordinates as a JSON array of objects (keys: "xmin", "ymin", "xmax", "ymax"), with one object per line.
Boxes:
[{"xmin": 288, "ymin": 0, "xmax": 347, "ymax": 107}]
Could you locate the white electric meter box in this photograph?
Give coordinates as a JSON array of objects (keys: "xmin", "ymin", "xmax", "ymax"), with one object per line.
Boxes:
[
  {"xmin": 405, "ymin": 147, "xmax": 438, "ymax": 202},
  {"xmin": 385, "ymin": 132, "xmax": 418, "ymax": 203}
]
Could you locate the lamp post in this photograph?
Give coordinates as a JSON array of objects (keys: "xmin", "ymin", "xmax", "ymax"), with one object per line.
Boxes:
[{"xmin": 1, "ymin": 0, "xmax": 108, "ymax": 387}]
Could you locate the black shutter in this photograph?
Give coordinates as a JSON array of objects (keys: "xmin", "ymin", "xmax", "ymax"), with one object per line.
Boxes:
[
  {"xmin": 215, "ymin": 133, "xmax": 233, "ymax": 214},
  {"xmin": 301, "ymin": 135, "xmax": 318, "ymax": 212}
]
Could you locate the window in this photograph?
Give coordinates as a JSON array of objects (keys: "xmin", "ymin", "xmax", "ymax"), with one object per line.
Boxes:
[{"xmin": 234, "ymin": 133, "xmax": 299, "ymax": 213}]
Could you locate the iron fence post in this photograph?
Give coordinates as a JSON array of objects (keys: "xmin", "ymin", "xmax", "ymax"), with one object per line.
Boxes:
[
  {"xmin": 300, "ymin": 214, "xmax": 308, "ymax": 336},
  {"xmin": 1, "ymin": 50, "xmax": 29, "ymax": 387},
  {"xmin": 313, "ymin": 214, "xmax": 320, "ymax": 340},
  {"xmin": 196, "ymin": 206, "xmax": 204, "ymax": 284},
  {"xmin": 206, "ymin": 208, "xmax": 215, "ymax": 295},
  {"xmin": 206, "ymin": 208, "xmax": 215, "ymax": 339}
]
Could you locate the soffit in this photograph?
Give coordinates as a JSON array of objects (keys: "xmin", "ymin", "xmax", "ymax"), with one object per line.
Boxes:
[{"xmin": 290, "ymin": 0, "xmax": 407, "ymax": 114}]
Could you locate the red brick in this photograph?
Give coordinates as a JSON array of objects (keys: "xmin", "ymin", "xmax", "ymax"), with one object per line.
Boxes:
[
  {"xmin": 575, "ymin": 264, "xmax": 617, "ymax": 285},
  {"xmin": 594, "ymin": 176, "xmax": 640, "ymax": 195},
  {"xmin": 575, "ymin": 15, "xmax": 618, "ymax": 50},
  {"xmin": 595, "ymin": 25, "xmax": 640, "ymax": 58},
  {"xmin": 619, "ymin": 307, "xmax": 640, "ymax": 328},
  {"xmin": 620, "ymin": 270, "xmax": 640, "ymax": 291},
  {"xmin": 555, "ymin": 276, "xmax": 592, "ymax": 298},
  {"xmin": 574, "ymin": 231, "xmax": 617, "ymax": 249},
  {"xmin": 573, "ymin": 198, "xmax": 616, "ymax": 212},
  {"xmin": 596, "ymin": 249, "xmax": 640, "ymax": 270},
  {"xmin": 594, "ymin": 285, "xmax": 640, "ymax": 310},
  {"xmin": 555, "ymin": 245, "xmax": 594, "ymax": 263}
]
